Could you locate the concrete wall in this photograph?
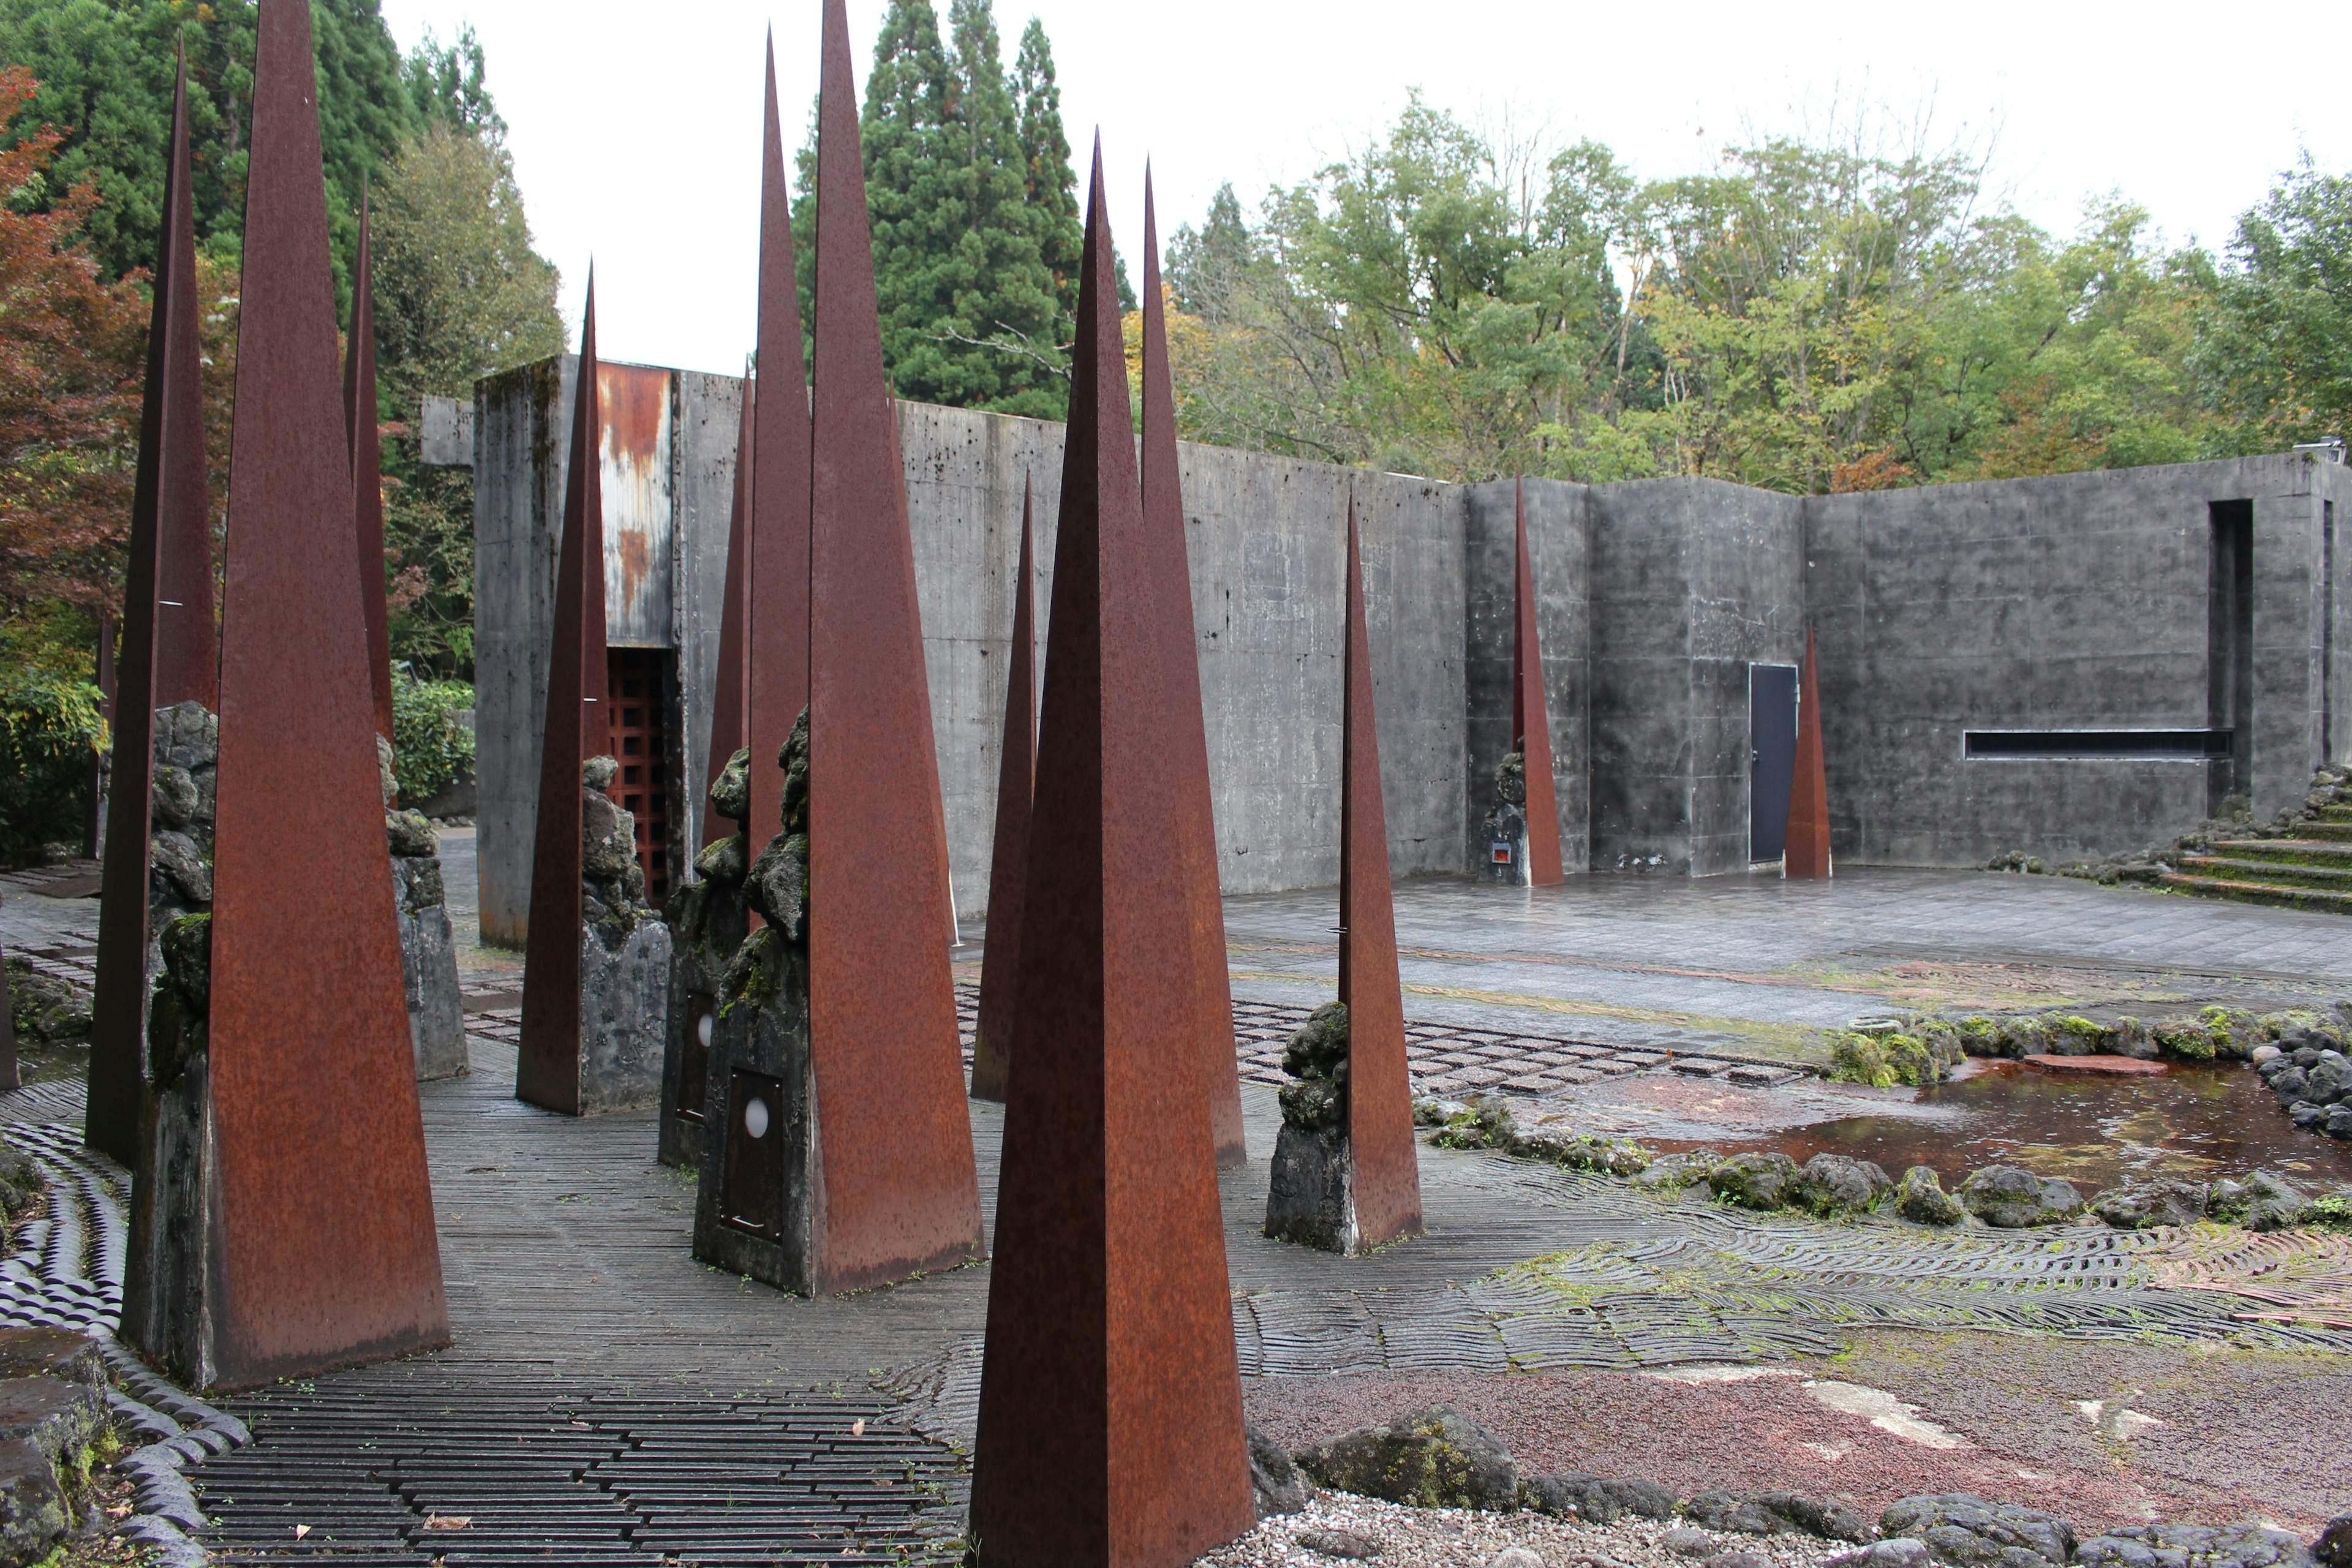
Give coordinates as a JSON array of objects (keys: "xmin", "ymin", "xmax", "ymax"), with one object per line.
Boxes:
[
  {"xmin": 473, "ymin": 353, "xmax": 2348, "ymax": 935},
  {"xmin": 1461, "ymin": 480, "xmax": 1591, "ymax": 872},
  {"xmin": 1586, "ymin": 480, "xmax": 1807, "ymax": 876},
  {"xmin": 1805, "ymin": 453, "xmax": 2342, "ymax": 867},
  {"xmin": 478, "ymin": 370, "xmax": 1476, "ymax": 944}
]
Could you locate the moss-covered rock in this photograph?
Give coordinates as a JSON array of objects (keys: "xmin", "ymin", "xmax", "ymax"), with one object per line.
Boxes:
[
  {"xmin": 708, "ymin": 747, "xmax": 751, "ymax": 823},
  {"xmin": 1431, "ymin": 1096, "xmax": 1515, "ymax": 1151},
  {"xmin": 1294, "ymin": 1404, "xmax": 1518, "ymax": 1511},
  {"xmin": 2091, "ymin": 1179, "xmax": 2208, "ymax": 1230},
  {"xmin": 1790, "ymin": 1153, "xmax": 1891, "ymax": 1215},
  {"xmin": 2043, "ymin": 1016, "xmax": 2108, "ymax": 1055},
  {"xmin": 1629, "ymin": 1148, "xmax": 1722, "ymax": 1192},
  {"xmin": 1828, "ymin": 1030, "xmax": 1943, "ymax": 1087},
  {"xmin": 1708, "ymin": 1151, "xmax": 1803, "ymax": 1210},
  {"xmin": 695, "ymin": 832, "xmax": 748, "ymax": 886},
  {"xmin": 2152, "ymin": 1014, "xmax": 2218, "ymax": 1061},
  {"xmin": 1282, "ymin": 1001, "xmax": 1350, "ymax": 1080},
  {"xmin": 1894, "ymin": 1165, "xmax": 1964, "ymax": 1226},
  {"xmin": 778, "ymin": 709, "xmax": 810, "ymax": 835},
  {"xmin": 1959, "ymin": 1166, "xmax": 2084, "ymax": 1228},
  {"xmin": 1508, "ymin": 1126, "xmax": 1651, "ymax": 1177}
]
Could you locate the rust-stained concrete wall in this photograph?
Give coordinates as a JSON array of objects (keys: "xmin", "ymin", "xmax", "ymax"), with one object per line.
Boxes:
[{"xmin": 473, "ymin": 355, "xmax": 2349, "ymax": 945}]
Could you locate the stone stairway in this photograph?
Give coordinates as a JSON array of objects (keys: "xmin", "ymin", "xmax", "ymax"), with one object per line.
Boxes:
[{"xmin": 2167, "ymin": 799, "xmax": 2352, "ymax": 914}]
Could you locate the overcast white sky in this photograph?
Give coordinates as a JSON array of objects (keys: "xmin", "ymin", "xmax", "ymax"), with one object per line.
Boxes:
[{"xmin": 375, "ymin": 0, "xmax": 2352, "ymax": 379}]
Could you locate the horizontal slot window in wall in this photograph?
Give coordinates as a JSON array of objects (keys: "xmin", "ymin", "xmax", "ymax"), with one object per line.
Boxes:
[{"xmin": 1964, "ymin": 729, "xmax": 2233, "ymax": 761}]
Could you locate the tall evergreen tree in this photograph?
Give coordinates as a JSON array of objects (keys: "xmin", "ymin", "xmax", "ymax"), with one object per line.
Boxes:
[
  {"xmin": 0, "ymin": 0, "xmax": 418, "ymax": 299},
  {"xmin": 854, "ymin": 0, "xmax": 959, "ymax": 400},
  {"xmin": 1167, "ymin": 181, "xmax": 1255, "ymax": 320},
  {"xmin": 938, "ymin": 0, "xmax": 1056, "ymax": 414},
  {"xmin": 1012, "ymin": 17, "xmax": 1079, "ymax": 343}
]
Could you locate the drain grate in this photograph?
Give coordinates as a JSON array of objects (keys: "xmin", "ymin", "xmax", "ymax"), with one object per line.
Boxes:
[{"xmin": 195, "ymin": 1382, "xmax": 965, "ymax": 1565}]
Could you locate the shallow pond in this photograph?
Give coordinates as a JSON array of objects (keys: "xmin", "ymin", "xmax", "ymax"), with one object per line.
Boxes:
[{"xmin": 1647, "ymin": 1059, "xmax": 2352, "ymax": 1196}]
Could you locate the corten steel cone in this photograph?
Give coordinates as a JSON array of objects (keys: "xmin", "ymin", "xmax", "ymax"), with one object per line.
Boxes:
[
  {"xmin": 517, "ymin": 279, "xmax": 612, "ymax": 1114},
  {"xmin": 970, "ymin": 476, "xmax": 1038, "ymax": 1103},
  {"xmin": 179, "ymin": 0, "xmax": 446, "ymax": 1384},
  {"xmin": 703, "ymin": 364, "xmax": 754, "ymax": 846},
  {"xmin": 746, "ymin": 33, "xmax": 815, "ymax": 837},
  {"xmin": 1340, "ymin": 496, "xmax": 1423, "ymax": 1250},
  {"xmin": 968, "ymin": 143, "xmax": 1254, "ymax": 1568},
  {"xmin": 1512, "ymin": 480, "xmax": 1564, "ymax": 886},
  {"xmin": 1785, "ymin": 625, "xmax": 1832, "ymax": 879},
  {"xmin": 804, "ymin": 0, "xmax": 980, "ymax": 1291},
  {"xmin": 342, "ymin": 187, "xmax": 395, "ymax": 744},
  {"xmin": 1139, "ymin": 174, "xmax": 1245, "ymax": 1166},
  {"xmin": 86, "ymin": 47, "xmax": 217, "ymax": 1165}
]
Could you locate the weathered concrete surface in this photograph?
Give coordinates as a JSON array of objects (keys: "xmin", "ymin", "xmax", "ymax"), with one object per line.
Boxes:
[
  {"xmin": 391, "ymin": 853, "xmax": 466, "ymax": 1080},
  {"xmin": 1588, "ymin": 479, "xmax": 1806, "ymax": 877},
  {"xmin": 476, "ymin": 367, "xmax": 2351, "ymax": 906},
  {"xmin": 575, "ymin": 919, "xmax": 669, "ymax": 1116},
  {"xmin": 1809, "ymin": 452, "xmax": 2352, "ymax": 865}
]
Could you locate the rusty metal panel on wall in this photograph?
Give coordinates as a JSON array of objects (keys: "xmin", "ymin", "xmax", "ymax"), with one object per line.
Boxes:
[{"xmin": 600, "ymin": 361, "xmax": 675, "ymax": 648}]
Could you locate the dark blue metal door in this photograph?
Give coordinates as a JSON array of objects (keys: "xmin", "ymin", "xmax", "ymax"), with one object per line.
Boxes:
[{"xmin": 1750, "ymin": 663, "xmax": 1798, "ymax": 862}]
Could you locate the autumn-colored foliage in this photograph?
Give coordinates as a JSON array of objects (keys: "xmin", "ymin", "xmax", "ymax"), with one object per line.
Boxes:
[{"xmin": 0, "ymin": 66, "xmax": 148, "ymax": 614}]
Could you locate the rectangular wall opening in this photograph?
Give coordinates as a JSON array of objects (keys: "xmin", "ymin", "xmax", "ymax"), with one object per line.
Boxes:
[
  {"xmin": 2208, "ymin": 499, "xmax": 2254, "ymax": 813},
  {"xmin": 2326, "ymin": 499, "xmax": 2337, "ymax": 764},
  {"xmin": 605, "ymin": 647, "xmax": 676, "ymax": 908},
  {"xmin": 1748, "ymin": 663, "xmax": 1798, "ymax": 862},
  {"xmin": 1965, "ymin": 729, "xmax": 2232, "ymax": 760}
]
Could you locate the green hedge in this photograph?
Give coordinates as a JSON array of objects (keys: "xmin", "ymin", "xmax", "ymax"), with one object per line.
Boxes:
[
  {"xmin": 0, "ymin": 669, "xmax": 106, "ymax": 867},
  {"xmin": 392, "ymin": 677, "xmax": 475, "ymax": 805}
]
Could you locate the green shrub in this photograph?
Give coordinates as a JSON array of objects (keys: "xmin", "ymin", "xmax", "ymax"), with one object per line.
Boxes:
[
  {"xmin": 391, "ymin": 676, "xmax": 475, "ymax": 805},
  {"xmin": 0, "ymin": 668, "xmax": 105, "ymax": 867}
]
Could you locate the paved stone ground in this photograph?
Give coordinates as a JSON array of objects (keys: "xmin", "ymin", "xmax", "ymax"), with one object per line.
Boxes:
[{"xmin": 4, "ymin": 851, "xmax": 2351, "ymax": 1561}]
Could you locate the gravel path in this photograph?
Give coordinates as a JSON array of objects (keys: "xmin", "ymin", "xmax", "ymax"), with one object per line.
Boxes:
[{"xmin": 1199, "ymin": 1496, "xmax": 1851, "ymax": 1568}]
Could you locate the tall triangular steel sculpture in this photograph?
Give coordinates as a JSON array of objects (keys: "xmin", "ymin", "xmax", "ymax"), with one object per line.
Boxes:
[
  {"xmin": 703, "ymin": 363, "xmax": 753, "ymax": 847},
  {"xmin": 1139, "ymin": 174, "xmax": 1245, "ymax": 1166},
  {"xmin": 804, "ymin": 0, "xmax": 980, "ymax": 1291},
  {"xmin": 1513, "ymin": 479, "xmax": 1564, "ymax": 886},
  {"xmin": 747, "ymin": 36, "xmax": 815, "ymax": 836},
  {"xmin": 1339, "ymin": 495, "xmax": 1423, "ymax": 1250},
  {"xmin": 86, "ymin": 45, "xmax": 218, "ymax": 1165},
  {"xmin": 970, "ymin": 476, "xmax": 1037, "ymax": 1103},
  {"xmin": 123, "ymin": 0, "xmax": 446, "ymax": 1386},
  {"xmin": 1785, "ymin": 625, "xmax": 1832, "ymax": 879},
  {"xmin": 969, "ymin": 142, "xmax": 1254, "ymax": 1568},
  {"xmin": 343, "ymin": 185, "xmax": 396, "ymax": 745},
  {"xmin": 517, "ymin": 278, "xmax": 611, "ymax": 1114}
]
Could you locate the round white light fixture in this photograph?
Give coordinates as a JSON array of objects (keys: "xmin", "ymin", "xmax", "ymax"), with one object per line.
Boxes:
[{"xmin": 743, "ymin": 1097, "xmax": 771, "ymax": 1139}]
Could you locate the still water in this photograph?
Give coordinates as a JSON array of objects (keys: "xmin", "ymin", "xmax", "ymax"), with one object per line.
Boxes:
[{"xmin": 1649, "ymin": 1060, "xmax": 2352, "ymax": 1197}]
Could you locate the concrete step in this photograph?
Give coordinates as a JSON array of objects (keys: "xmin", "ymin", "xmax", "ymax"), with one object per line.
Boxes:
[
  {"xmin": 2158, "ymin": 873, "xmax": 2352, "ymax": 915},
  {"xmin": 2294, "ymin": 821, "xmax": 2352, "ymax": 843},
  {"xmin": 2204, "ymin": 838, "xmax": 2352, "ymax": 869},
  {"xmin": 2179, "ymin": 855, "xmax": 2352, "ymax": 892},
  {"xmin": 2317, "ymin": 803, "xmax": 2352, "ymax": 823}
]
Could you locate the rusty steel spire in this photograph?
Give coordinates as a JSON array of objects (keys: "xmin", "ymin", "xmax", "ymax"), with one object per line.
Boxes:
[
  {"xmin": 86, "ymin": 43, "xmax": 214, "ymax": 1163},
  {"xmin": 1139, "ymin": 170, "xmax": 1245, "ymax": 1166},
  {"xmin": 1340, "ymin": 493, "xmax": 1423, "ymax": 1249},
  {"xmin": 968, "ymin": 140, "xmax": 1254, "ymax": 1568},
  {"xmin": 517, "ymin": 276, "xmax": 610, "ymax": 1114},
  {"xmin": 746, "ymin": 31, "xmax": 815, "ymax": 835},
  {"xmin": 190, "ymin": 0, "xmax": 446, "ymax": 1385},
  {"xmin": 1512, "ymin": 479, "xmax": 1564, "ymax": 886},
  {"xmin": 702, "ymin": 361, "xmax": 754, "ymax": 848},
  {"xmin": 804, "ymin": 0, "xmax": 980, "ymax": 1292},
  {"xmin": 970, "ymin": 475, "xmax": 1038, "ymax": 1102},
  {"xmin": 343, "ymin": 184, "xmax": 394, "ymax": 744},
  {"xmin": 1785, "ymin": 624, "xmax": 1832, "ymax": 879}
]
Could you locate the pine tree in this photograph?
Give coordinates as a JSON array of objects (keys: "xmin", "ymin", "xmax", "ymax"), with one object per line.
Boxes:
[
  {"xmin": 1167, "ymin": 182, "xmax": 1256, "ymax": 321},
  {"xmin": 854, "ymin": 0, "xmax": 960, "ymax": 401},
  {"xmin": 1012, "ymin": 17, "xmax": 1079, "ymax": 345}
]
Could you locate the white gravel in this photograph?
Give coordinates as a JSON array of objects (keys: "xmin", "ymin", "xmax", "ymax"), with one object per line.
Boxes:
[{"xmin": 1195, "ymin": 1496, "xmax": 1856, "ymax": 1568}]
